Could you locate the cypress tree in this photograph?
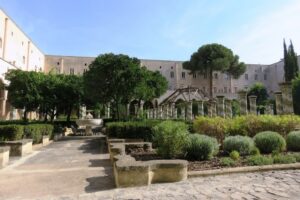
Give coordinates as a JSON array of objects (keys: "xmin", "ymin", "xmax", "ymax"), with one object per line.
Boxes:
[
  {"xmin": 283, "ymin": 39, "xmax": 299, "ymax": 82},
  {"xmin": 289, "ymin": 40, "xmax": 299, "ymax": 77},
  {"xmin": 283, "ymin": 39, "xmax": 290, "ymax": 81}
]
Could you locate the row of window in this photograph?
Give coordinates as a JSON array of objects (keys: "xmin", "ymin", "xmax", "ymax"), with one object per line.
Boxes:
[{"xmin": 244, "ymin": 73, "xmax": 267, "ymax": 80}]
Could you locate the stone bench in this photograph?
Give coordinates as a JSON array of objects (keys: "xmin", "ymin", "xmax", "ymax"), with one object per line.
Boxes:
[
  {"xmin": 114, "ymin": 154, "xmax": 187, "ymax": 187},
  {"xmin": 0, "ymin": 147, "xmax": 9, "ymax": 168},
  {"xmin": 0, "ymin": 139, "xmax": 33, "ymax": 157}
]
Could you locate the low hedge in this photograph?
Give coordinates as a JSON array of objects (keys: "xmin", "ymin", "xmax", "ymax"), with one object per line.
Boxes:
[
  {"xmin": 193, "ymin": 115, "xmax": 300, "ymax": 142},
  {"xmin": 106, "ymin": 120, "xmax": 161, "ymax": 142},
  {"xmin": 0, "ymin": 124, "xmax": 54, "ymax": 143},
  {"xmin": 0, "ymin": 125, "xmax": 24, "ymax": 141},
  {"xmin": 286, "ymin": 131, "xmax": 300, "ymax": 151},
  {"xmin": 254, "ymin": 131, "xmax": 286, "ymax": 154}
]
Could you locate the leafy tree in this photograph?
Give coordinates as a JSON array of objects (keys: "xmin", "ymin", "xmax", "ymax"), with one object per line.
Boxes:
[
  {"xmin": 5, "ymin": 70, "xmax": 42, "ymax": 120},
  {"xmin": 83, "ymin": 53, "xmax": 142, "ymax": 119},
  {"xmin": 247, "ymin": 82, "xmax": 268, "ymax": 113},
  {"xmin": 183, "ymin": 43, "xmax": 246, "ymax": 97},
  {"xmin": 292, "ymin": 75, "xmax": 300, "ymax": 114},
  {"xmin": 134, "ymin": 67, "xmax": 168, "ymax": 103},
  {"xmin": 283, "ymin": 39, "xmax": 299, "ymax": 82}
]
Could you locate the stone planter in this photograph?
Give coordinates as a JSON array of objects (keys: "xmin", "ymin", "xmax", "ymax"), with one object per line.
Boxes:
[
  {"xmin": 42, "ymin": 135, "xmax": 50, "ymax": 146},
  {"xmin": 0, "ymin": 139, "xmax": 33, "ymax": 157},
  {"xmin": 0, "ymin": 147, "xmax": 10, "ymax": 168}
]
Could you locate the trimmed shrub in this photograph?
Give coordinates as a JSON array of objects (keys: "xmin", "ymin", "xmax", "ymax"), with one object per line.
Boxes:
[
  {"xmin": 250, "ymin": 147, "xmax": 260, "ymax": 156},
  {"xmin": 254, "ymin": 131, "xmax": 286, "ymax": 154},
  {"xmin": 273, "ymin": 154, "xmax": 296, "ymax": 164},
  {"xmin": 106, "ymin": 120, "xmax": 161, "ymax": 142},
  {"xmin": 193, "ymin": 116, "xmax": 226, "ymax": 143},
  {"xmin": 153, "ymin": 121, "xmax": 189, "ymax": 158},
  {"xmin": 290, "ymin": 153, "xmax": 300, "ymax": 162},
  {"xmin": 24, "ymin": 125, "xmax": 43, "ymax": 144},
  {"xmin": 286, "ymin": 131, "xmax": 300, "ymax": 151},
  {"xmin": 0, "ymin": 125, "xmax": 24, "ymax": 141},
  {"xmin": 185, "ymin": 134, "xmax": 219, "ymax": 161},
  {"xmin": 223, "ymin": 136, "xmax": 254, "ymax": 155},
  {"xmin": 247, "ymin": 155, "xmax": 273, "ymax": 166},
  {"xmin": 220, "ymin": 157, "xmax": 236, "ymax": 167},
  {"xmin": 230, "ymin": 150, "xmax": 240, "ymax": 160}
]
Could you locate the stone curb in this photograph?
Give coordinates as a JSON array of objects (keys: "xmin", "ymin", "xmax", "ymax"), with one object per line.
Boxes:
[{"xmin": 188, "ymin": 163, "xmax": 300, "ymax": 178}]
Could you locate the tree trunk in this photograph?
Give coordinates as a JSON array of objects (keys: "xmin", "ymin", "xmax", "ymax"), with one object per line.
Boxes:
[
  {"xmin": 23, "ymin": 109, "xmax": 28, "ymax": 121},
  {"xmin": 66, "ymin": 106, "xmax": 72, "ymax": 123},
  {"xmin": 209, "ymin": 69, "xmax": 213, "ymax": 98}
]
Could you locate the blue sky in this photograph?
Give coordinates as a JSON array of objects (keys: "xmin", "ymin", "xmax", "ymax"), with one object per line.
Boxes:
[{"xmin": 1, "ymin": 0, "xmax": 300, "ymax": 64}]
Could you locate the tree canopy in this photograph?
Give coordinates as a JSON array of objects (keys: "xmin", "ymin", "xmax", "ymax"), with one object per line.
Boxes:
[
  {"xmin": 284, "ymin": 40, "xmax": 299, "ymax": 82},
  {"xmin": 183, "ymin": 43, "xmax": 246, "ymax": 97},
  {"xmin": 292, "ymin": 75, "xmax": 300, "ymax": 114}
]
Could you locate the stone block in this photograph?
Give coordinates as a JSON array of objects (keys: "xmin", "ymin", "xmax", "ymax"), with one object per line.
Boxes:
[
  {"xmin": 0, "ymin": 147, "xmax": 10, "ymax": 168},
  {"xmin": 0, "ymin": 139, "xmax": 33, "ymax": 157},
  {"xmin": 42, "ymin": 135, "xmax": 50, "ymax": 146}
]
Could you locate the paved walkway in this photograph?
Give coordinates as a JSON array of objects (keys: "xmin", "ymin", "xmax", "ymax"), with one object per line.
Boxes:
[{"xmin": 0, "ymin": 136, "xmax": 300, "ymax": 200}]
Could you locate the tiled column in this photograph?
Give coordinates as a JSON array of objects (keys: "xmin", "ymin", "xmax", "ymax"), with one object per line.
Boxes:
[
  {"xmin": 216, "ymin": 96, "xmax": 225, "ymax": 118},
  {"xmin": 187, "ymin": 101, "xmax": 193, "ymax": 121},
  {"xmin": 248, "ymin": 95, "xmax": 257, "ymax": 115},
  {"xmin": 274, "ymin": 92, "xmax": 283, "ymax": 115},
  {"xmin": 225, "ymin": 99, "xmax": 232, "ymax": 118},
  {"xmin": 280, "ymin": 82, "xmax": 294, "ymax": 114},
  {"xmin": 238, "ymin": 91, "xmax": 248, "ymax": 115},
  {"xmin": 197, "ymin": 100, "xmax": 204, "ymax": 116}
]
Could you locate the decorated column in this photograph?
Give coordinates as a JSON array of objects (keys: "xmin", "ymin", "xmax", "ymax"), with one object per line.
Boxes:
[
  {"xmin": 216, "ymin": 96, "xmax": 225, "ymax": 118},
  {"xmin": 172, "ymin": 102, "xmax": 177, "ymax": 119},
  {"xmin": 126, "ymin": 103, "xmax": 130, "ymax": 117},
  {"xmin": 248, "ymin": 95, "xmax": 257, "ymax": 115},
  {"xmin": 158, "ymin": 106, "xmax": 163, "ymax": 119},
  {"xmin": 274, "ymin": 92, "xmax": 283, "ymax": 115},
  {"xmin": 153, "ymin": 108, "xmax": 157, "ymax": 119},
  {"xmin": 181, "ymin": 105, "xmax": 186, "ymax": 120},
  {"xmin": 238, "ymin": 90, "xmax": 248, "ymax": 115},
  {"xmin": 134, "ymin": 104, "xmax": 138, "ymax": 116},
  {"xmin": 280, "ymin": 82, "xmax": 294, "ymax": 114},
  {"xmin": 168, "ymin": 103, "xmax": 172, "ymax": 119},
  {"xmin": 187, "ymin": 101, "xmax": 193, "ymax": 121},
  {"xmin": 165, "ymin": 105, "xmax": 169, "ymax": 119},
  {"xmin": 225, "ymin": 99, "xmax": 232, "ymax": 118},
  {"xmin": 207, "ymin": 102, "xmax": 212, "ymax": 117},
  {"xmin": 139, "ymin": 101, "xmax": 144, "ymax": 116},
  {"xmin": 79, "ymin": 105, "xmax": 86, "ymax": 119},
  {"xmin": 197, "ymin": 100, "xmax": 204, "ymax": 116},
  {"xmin": 105, "ymin": 103, "xmax": 111, "ymax": 118}
]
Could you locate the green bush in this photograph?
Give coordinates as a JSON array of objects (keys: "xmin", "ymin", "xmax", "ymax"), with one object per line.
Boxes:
[
  {"xmin": 290, "ymin": 153, "xmax": 300, "ymax": 162},
  {"xmin": 286, "ymin": 131, "xmax": 300, "ymax": 151},
  {"xmin": 185, "ymin": 134, "xmax": 219, "ymax": 161},
  {"xmin": 230, "ymin": 150, "xmax": 240, "ymax": 160},
  {"xmin": 223, "ymin": 136, "xmax": 254, "ymax": 155},
  {"xmin": 153, "ymin": 121, "xmax": 189, "ymax": 158},
  {"xmin": 250, "ymin": 147, "xmax": 260, "ymax": 156},
  {"xmin": 193, "ymin": 116, "xmax": 226, "ymax": 143},
  {"xmin": 273, "ymin": 154, "xmax": 296, "ymax": 164},
  {"xmin": 220, "ymin": 157, "xmax": 236, "ymax": 167},
  {"xmin": 0, "ymin": 125, "xmax": 24, "ymax": 141},
  {"xmin": 247, "ymin": 155, "xmax": 273, "ymax": 166},
  {"xmin": 106, "ymin": 120, "xmax": 161, "ymax": 142},
  {"xmin": 24, "ymin": 124, "xmax": 54, "ymax": 144},
  {"xmin": 254, "ymin": 131, "xmax": 286, "ymax": 154}
]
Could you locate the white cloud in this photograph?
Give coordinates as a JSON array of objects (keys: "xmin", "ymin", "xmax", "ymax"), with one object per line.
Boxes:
[{"xmin": 221, "ymin": 0, "xmax": 300, "ymax": 64}]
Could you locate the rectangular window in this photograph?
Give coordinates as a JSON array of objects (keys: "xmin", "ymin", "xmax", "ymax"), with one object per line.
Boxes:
[
  {"xmin": 245, "ymin": 73, "xmax": 248, "ymax": 80},
  {"xmin": 255, "ymin": 74, "xmax": 258, "ymax": 80},
  {"xmin": 224, "ymin": 87, "xmax": 227, "ymax": 93},
  {"xmin": 192, "ymin": 73, "xmax": 196, "ymax": 79},
  {"xmin": 170, "ymin": 71, "xmax": 174, "ymax": 78},
  {"xmin": 214, "ymin": 73, "xmax": 218, "ymax": 79},
  {"xmin": 181, "ymin": 72, "xmax": 185, "ymax": 79},
  {"xmin": 70, "ymin": 68, "xmax": 74, "ymax": 75},
  {"xmin": 264, "ymin": 74, "xmax": 267, "ymax": 80},
  {"xmin": 214, "ymin": 87, "xmax": 217, "ymax": 93}
]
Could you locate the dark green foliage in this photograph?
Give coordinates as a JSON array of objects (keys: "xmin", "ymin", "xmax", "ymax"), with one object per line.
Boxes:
[
  {"xmin": 24, "ymin": 125, "xmax": 43, "ymax": 144},
  {"xmin": 250, "ymin": 147, "xmax": 260, "ymax": 156},
  {"xmin": 273, "ymin": 154, "xmax": 296, "ymax": 164},
  {"xmin": 185, "ymin": 134, "xmax": 219, "ymax": 161},
  {"xmin": 247, "ymin": 82, "xmax": 269, "ymax": 113},
  {"xmin": 230, "ymin": 150, "xmax": 240, "ymax": 160},
  {"xmin": 223, "ymin": 136, "xmax": 254, "ymax": 155},
  {"xmin": 286, "ymin": 131, "xmax": 300, "ymax": 151},
  {"xmin": 106, "ymin": 120, "xmax": 161, "ymax": 142},
  {"xmin": 292, "ymin": 75, "xmax": 300, "ymax": 114},
  {"xmin": 220, "ymin": 157, "xmax": 236, "ymax": 167},
  {"xmin": 254, "ymin": 131, "xmax": 286, "ymax": 154},
  {"xmin": 153, "ymin": 121, "xmax": 189, "ymax": 158},
  {"xmin": 284, "ymin": 40, "xmax": 299, "ymax": 82},
  {"xmin": 247, "ymin": 155, "xmax": 273, "ymax": 166},
  {"xmin": 0, "ymin": 125, "xmax": 24, "ymax": 141},
  {"xmin": 290, "ymin": 153, "xmax": 300, "ymax": 162},
  {"xmin": 183, "ymin": 43, "xmax": 246, "ymax": 97}
]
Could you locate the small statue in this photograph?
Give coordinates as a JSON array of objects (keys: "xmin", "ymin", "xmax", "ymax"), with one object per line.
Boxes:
[{"xmin": 85, "ymin": 112, "xmax": 93, "ymax": 119}]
